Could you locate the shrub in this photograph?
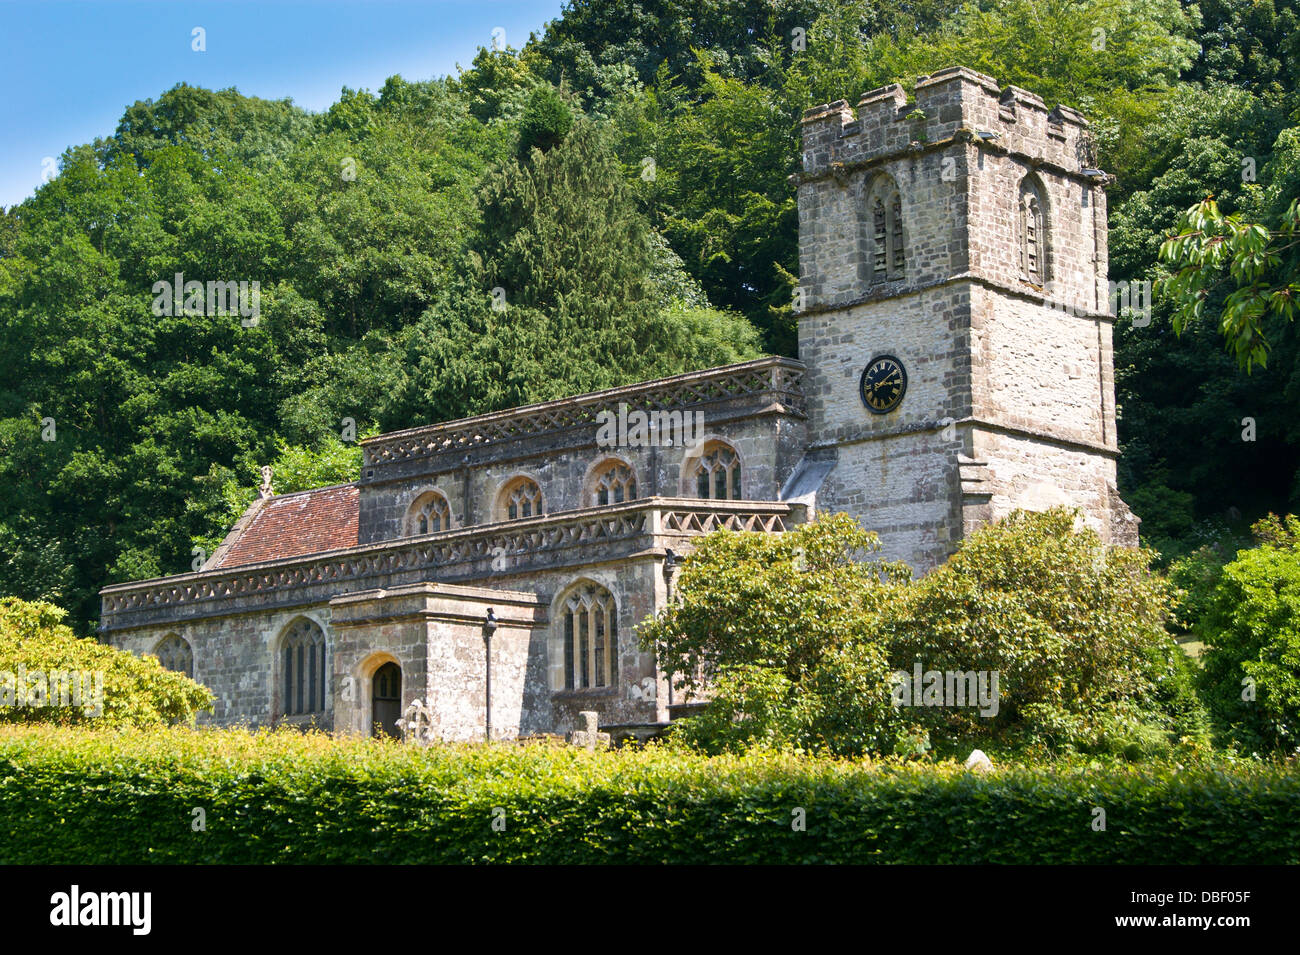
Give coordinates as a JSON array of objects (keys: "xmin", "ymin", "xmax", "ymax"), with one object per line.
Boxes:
[
  {"xmin": 1198, "ymin": 514, "xmax": 1300, "ymax": 752},
  {"xmin": 0, "ymin": 725, "xmax": 1294, "ymax": 864},
  {"xmin": 0, "ymin": 597, "xmax": 213, "ymax": 728},
  {"xmin": 638, "ymin": 514, "xmax": 910, "ymax": 755},
  {"xmin": 645, "ymin": 509, "xmax": 1206, "ymax": 759},
  {"xmin": 884, "ymin": 508, "xmax": 1204, "ymax": 756}
]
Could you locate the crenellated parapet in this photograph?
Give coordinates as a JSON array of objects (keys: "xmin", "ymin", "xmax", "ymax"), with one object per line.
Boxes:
[{"xmin": 797, "ymin": 66, "xmax": 1097, "ymax": 184}]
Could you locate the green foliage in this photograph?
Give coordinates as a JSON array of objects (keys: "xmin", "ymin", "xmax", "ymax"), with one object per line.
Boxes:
[
  {"xmin": 1198, "ymin": 514, "xmax": 1300, "ymax": 752},
  {"xmin": 639, "ymin": 515, "xmax": 909, "ymax": 756},
  {"xmin": 0, "ymin": 724, "xmax": 1294, "ymax": 863},
  {"xmin": 647, "ymin": 510, "xmax": 1204, "ymax": 758},
  {"xmin": 1158, "ymin": 195, "xmax": 1300, "ymax": 368},
  {"xmin": 515, "ymin": 85, "xmax": 575, "ymax": 158},
  {"xmin": 0, "ymin": 598, "xmax": 212, "ymax": 728},
  {"xmin": 454, "ymin": 46, "xmax": 543, "ymax": 124},
  {"xmin": 887, "ymin": 509, "xmax": 1200, "ymax": 755}
]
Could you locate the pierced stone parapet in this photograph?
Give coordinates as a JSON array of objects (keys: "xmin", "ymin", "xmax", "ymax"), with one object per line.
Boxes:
[
  {"xmin": 100, "ymin": 497, "xmax": 793, "ymax": 632},
  {"xmin": 359, "ymin": 357, "xmax": 806, "ymax": 478}
]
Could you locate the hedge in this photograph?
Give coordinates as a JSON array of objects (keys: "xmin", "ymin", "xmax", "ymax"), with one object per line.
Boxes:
[{"xmin": 0, "ymin": 725, "xmax": 1296, "ymax": 864}]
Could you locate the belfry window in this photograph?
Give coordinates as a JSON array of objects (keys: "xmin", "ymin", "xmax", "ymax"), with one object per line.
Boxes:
[
  {"xmin": 1020, "ymin": 176, "xmax": 1048, "ymax": 285},
  {"xmin": 867, "ymin": 176, "xmax": 905, "ymax": 282}
]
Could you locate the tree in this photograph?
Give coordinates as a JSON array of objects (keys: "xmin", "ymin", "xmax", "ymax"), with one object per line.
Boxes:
[
  {"xmin": 884, "ymin": 509, "xmax": 1203, "ymax": 755},
  {"xmin": 1158, "ymin": 194, "xmax": 1300, "ymax": 369},
  {"xmin": 1197, "ymin": 513, "xmax": 1300, "ymax": 751},
  {"xmin": 0, "ymin": 597, "xmax": 212, "ymax": 727},
  {"xmin": 643, "ymin": 509, "xmax": 1204, "ymax": 758},
  {"xmin": 637, "ymin": 513, "xmax": 911, "ymax": 756}
]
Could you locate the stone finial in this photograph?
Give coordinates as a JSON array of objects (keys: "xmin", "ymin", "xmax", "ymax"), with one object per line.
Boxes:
[
  {"xmin": 964, "ymin": 749, "xmax": 994, "ymax": 772},
  {"xmin": 569, "ymin": 710, "xmax": 610, "ymax": 751},
  {"xmin": 396, "ymin": 698, "xmax": 434, "ymax": 744},
  {"xmin": 258, "ymin": 465, "xmax": 274, "ymax": 499}
]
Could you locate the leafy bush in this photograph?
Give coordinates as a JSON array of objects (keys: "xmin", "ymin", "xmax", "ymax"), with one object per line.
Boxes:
[
  {"xmin": 885, "ymin": 509, "xmax": 1205, "ymax": 756},
  {"xmin": 645, "ymin": 509, "xmax": 1206, "ymax": 758},
  {"xmin": 638, "ymin": 514, "xmax": 910, "ymax": 756},
  {"xmin": 1198, "ymin": 514, "xmax": 1300, "ymax": 752},
  {"xmin": 0, "ymin": 725, "xmax": 1294, "ymax": 864},
  {"xmin": 0, "ymin": 598, "xmax": 212, "ymax": 728}
]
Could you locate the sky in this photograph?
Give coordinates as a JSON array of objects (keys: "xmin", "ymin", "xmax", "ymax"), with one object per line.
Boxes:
[{"xmin": 0, "ymin": 0, "xmax": 567, "ymax": 208}]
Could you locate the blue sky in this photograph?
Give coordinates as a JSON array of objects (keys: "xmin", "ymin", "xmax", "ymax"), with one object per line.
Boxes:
[{"xmin": 0, "ymin": 0, "xmax": 567, "ymax": 208}]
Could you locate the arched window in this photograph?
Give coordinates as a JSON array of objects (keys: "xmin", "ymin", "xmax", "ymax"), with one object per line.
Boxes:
[
  {"xmin": 500, "ymin": 477, "xmax": 543, "ymax": 521},
  {"xmin": 1019, "ymin": 175, "xmax": 1048, "ymax": 285},
  {"xmin": 408, "ymin": 490, "xmax": 452, "ymax": 536},
  {"xmin": 558, "ymin": 583, "xmax": 617, "ymax": 691},
  {"xmin": 279, "ymin": 617, "xmax": 327, "ymax": 717},
  {"xmin": 590, "ymin": 460, "xmax": 637, "ymax": 507},
  {"xmin": 693, "ymin": 441, "xmax": 742, "ymax": 500},
  {"xmin": 866, "ymin": 175, "xmax": 904, "ymax": 282},
  {"xmin": 154, "ymin": 634, "xmax": 193, "ymax": 679}
]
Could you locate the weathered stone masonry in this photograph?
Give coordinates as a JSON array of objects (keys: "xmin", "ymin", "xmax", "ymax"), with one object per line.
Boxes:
[{"xmin": 101, "ymin": 66, "xmax": 1136, "ymax": 740}]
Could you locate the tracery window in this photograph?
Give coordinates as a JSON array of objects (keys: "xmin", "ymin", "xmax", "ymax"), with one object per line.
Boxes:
[
  {"xmin": 154, "ymin": 634, "xmax": 193, "ymax": 679},
  {"xmin": 501, "ymin": 477, "xmax": 543, "ymax": 521},
  {"xmin": 693, "ymin": 442, "xmax": 742, "ymax": 500},
  {"xmin": 409, "ymin": 491, "xmax": 452, "ymax": 535},
  {"xmin": 279, "ymin": 617, "xmax": 326, "ymax": 717},
  {"xmin": 591, "ymin": 461, "xmax": 637, "ymax": 507},
  {"xmin": 559, "ymin": 583, "xmax": 617, "ymax": 691}
]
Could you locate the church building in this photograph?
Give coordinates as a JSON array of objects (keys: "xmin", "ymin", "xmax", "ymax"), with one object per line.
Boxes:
[{"xmin": 99, "ymin": 67, "xmax": 1138, "ymax": 740}]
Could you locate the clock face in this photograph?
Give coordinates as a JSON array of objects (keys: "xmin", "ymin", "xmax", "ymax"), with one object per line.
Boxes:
[{"xmin": 859, "ymin": 355, "xmax": 907, "ymax": 414}]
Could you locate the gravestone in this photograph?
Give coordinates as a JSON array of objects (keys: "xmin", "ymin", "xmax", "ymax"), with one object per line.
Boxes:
[{"xmin": 570, "ymin": 710, "xmax": 610, "ymax": 751}]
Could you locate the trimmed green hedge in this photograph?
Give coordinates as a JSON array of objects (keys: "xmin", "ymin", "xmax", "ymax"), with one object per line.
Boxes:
[{"xmin": 0, "ymin": 726, "xmax": 1296, "ymax": 864}]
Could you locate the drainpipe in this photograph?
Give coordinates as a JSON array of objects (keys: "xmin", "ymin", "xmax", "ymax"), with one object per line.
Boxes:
[
  {"xmin": 663, "ymin": 550, "xmax": 678, "ymax": 708},
  {"xmin": 483, "ymin": 608, "xmax": 498, "ymax": 741}
]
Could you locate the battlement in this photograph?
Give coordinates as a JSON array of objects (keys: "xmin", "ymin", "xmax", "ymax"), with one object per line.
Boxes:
[{"xmin": 800, "ymin": 66, "xmax": 1095, "ymax": 180}]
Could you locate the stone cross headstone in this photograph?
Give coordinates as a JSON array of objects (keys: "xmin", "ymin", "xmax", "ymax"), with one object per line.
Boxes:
[
  {"xmin": 396, "ymin": 698, "xmax": 433, "ymax": 744},
  {"xmin": 569, "ymin": 710, "xmax": 610, "ymax": 751}
]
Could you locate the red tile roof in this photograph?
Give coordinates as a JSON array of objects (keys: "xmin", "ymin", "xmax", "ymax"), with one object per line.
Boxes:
[{"xmin": 214, "ymin": 484, "xmax": 359, "ymax": 568}]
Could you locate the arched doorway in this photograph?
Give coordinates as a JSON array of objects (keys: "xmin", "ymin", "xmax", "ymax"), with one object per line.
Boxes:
[{"xmin": 372, "ymin": 662, "xmax": 401, "ymax": 738}]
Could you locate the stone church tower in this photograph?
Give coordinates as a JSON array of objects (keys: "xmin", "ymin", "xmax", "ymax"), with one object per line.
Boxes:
[{"xmin": 793, "ymin": 66, "xmax": 1137, "ymax": 569}]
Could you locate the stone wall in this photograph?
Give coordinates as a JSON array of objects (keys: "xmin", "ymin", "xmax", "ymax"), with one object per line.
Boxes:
[
  {"xmin": 100, "ymin": 499, "xmax": 788, "ymax": 736},
  {"xmin": 328, "ymin": 582, "xmax": 547, "ymax": 740},
  {"xmin": 109, "ymin": 604, "xmax": 336, "ymax": 730}
]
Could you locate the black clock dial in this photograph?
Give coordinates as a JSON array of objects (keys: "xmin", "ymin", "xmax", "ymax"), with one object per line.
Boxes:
[{"xmin": 859, "ymin": 355, "xmax": 907, "ymax": 414}]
